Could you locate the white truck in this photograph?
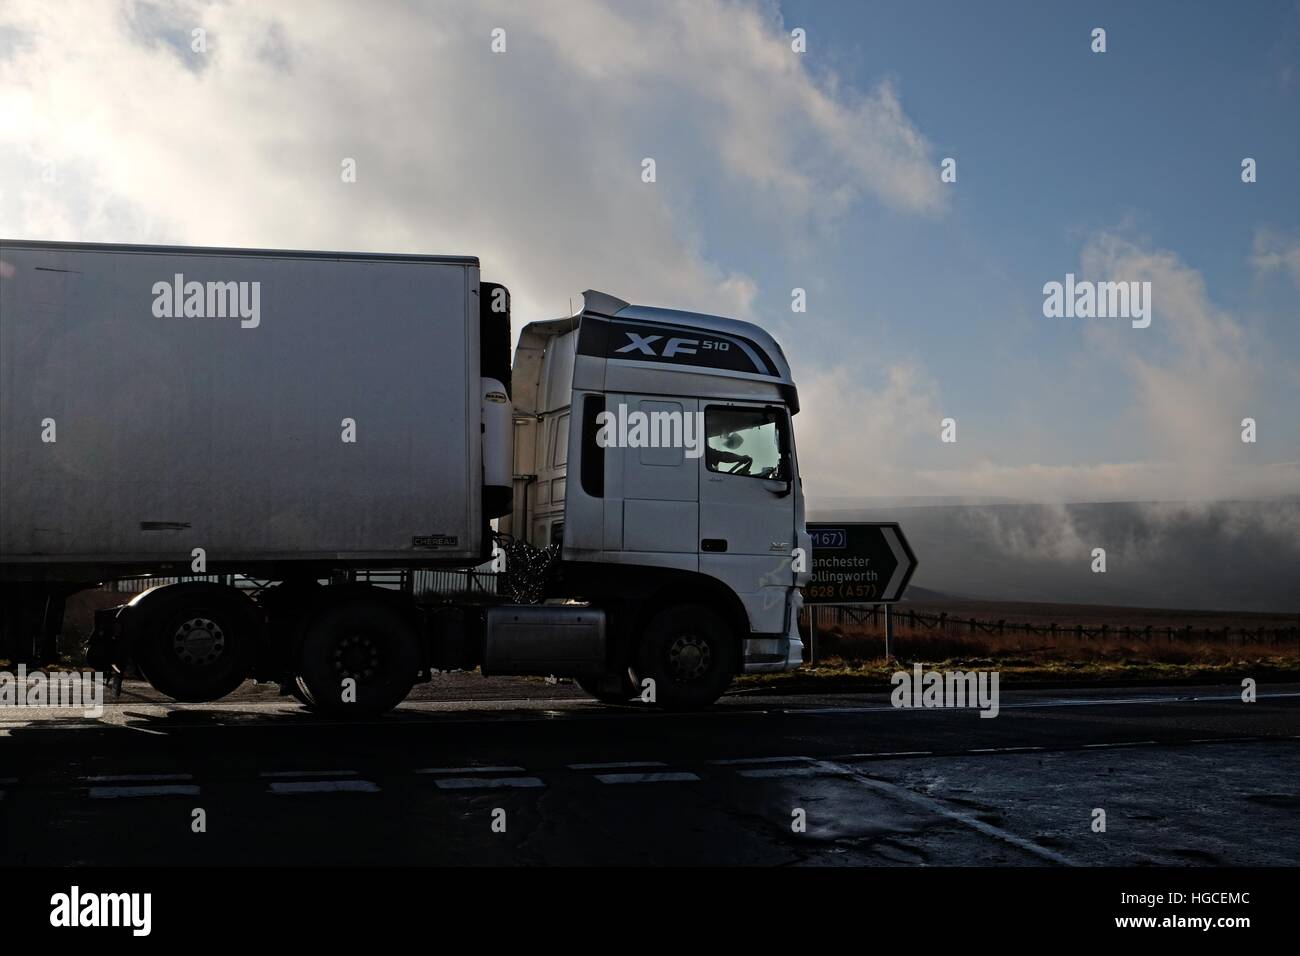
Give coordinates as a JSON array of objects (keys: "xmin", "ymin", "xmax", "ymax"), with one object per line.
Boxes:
[{"xmin": 0, "ymin": 239, "xmax": 809, "ymax": 713}]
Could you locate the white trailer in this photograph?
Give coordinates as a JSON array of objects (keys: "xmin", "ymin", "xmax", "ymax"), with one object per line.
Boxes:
[{"xmin": 0, "ymin": 240, "xmax": 808, "ymax": 713}]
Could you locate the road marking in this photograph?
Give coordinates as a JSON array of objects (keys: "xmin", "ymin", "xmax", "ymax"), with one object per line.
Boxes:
[
  {"xmin": 89, "ymin": 785, "xmax": 201, "ymax": 799},
  {"xmin": 124, "ymin": 725, "xmax": 167, "ymax": 736},
  {"xmin": 812, "ymin": 759, "xmax": 1079, "ymax": 866},
  {"xmin": 433, "ymin": 776, "xmax": 545, "ymax": 790},
  {"xmin": 260, "ymin": 769, "xmax": 359, "ymax": 778},
  {"xmin": 567, "ymin": 761, "xmax": 666, "ymax": 770},
  {"xmin": 966, "ymin": 747, "xmax": 1045, "ymax": 754},
  {"xmin": 415, "ymin": 766, "xmax": 525, "ymax": 775},
  {"xmin": 1083, "ymin": 740, "xmax": 1158, "ymax": 749},
  {"xmin": 594, "ymin": 771, "xmax": 700, "ymax": 784},
  {"xmin": 837, "ymin": 751, "xmax": 933, "ymax": 759},
  {"xmin": 709, "ymin": 756, "xmax": 813, "ymax": 765},
  {"xmin": 738, "ymin": 767, "xmax": 827, "ymax": 779},
  {"xmin": 86, "ymin": 773, "xmax": 193, "ymax": 782},
  {"xmin": 268, "ymin": 780, "xmax": 379, "ymax": 794}
]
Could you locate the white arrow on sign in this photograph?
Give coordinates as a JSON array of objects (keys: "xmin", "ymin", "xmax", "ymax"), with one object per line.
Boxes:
[{"xmin": 879, "ymin": 525, "xmax": 913, "ymax": 601}]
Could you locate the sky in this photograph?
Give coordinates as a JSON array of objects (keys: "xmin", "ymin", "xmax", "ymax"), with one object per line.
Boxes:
[{"xmin": 1, "ymin": 0, "xmax": 1297, "ymax": 507}]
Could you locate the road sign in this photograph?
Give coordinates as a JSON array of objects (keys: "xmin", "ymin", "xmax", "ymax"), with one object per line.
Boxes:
[{"xmin": 803, "ymin": 522, "xmax": 918, "ymax": 604}]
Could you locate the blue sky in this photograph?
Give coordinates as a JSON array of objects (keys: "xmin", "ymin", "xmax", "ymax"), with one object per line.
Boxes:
[
  {"xmin": 1, "ymin": 0, "xmax": 1296, "ymax": 504},
  {"xmin": 744, "ymin": 0, "xmax": 1300, "ymax": 491}
]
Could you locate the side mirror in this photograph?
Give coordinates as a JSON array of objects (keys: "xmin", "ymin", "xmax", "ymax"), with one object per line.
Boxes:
[{"xmin": 762, "ymin": 478, "xmax": 791, "ymax": 498}]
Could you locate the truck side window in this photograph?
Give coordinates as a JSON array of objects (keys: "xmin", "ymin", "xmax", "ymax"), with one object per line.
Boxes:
[
  {"xmin": 705, "ymin": 406, "xmax": 787, "ymax": 480},
  {"xmin": 553, "ymin": 412, "xmax": 570, "ymax": 467},
  {"xmin": 580, "ymin": 396, "xmax": 604, "ymax": 497}
]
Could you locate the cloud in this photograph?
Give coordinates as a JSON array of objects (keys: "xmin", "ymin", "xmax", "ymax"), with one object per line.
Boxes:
[
  {"xmin": 1251, "ymin": 227, "xmax": 1300, "ymax": 292},
  {"xmin": 1078, "ymin": 233, "xmax": 1266, "ymax": 496},
  {"xmin": 800, "ymin": 232, "xmax": 1296, "ymax": 505},
  {"xmin": 0, "ymin": 0, "xmax": 943, "ymax": 329},
  {"xmin": 796, "ymin": 361, "xmax": 942, "ymax": 499}
]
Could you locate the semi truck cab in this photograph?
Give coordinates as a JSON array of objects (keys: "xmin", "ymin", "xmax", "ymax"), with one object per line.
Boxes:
[{"xmin": 501, "ymin": 291, "xmax": 809, "ymax": 698}]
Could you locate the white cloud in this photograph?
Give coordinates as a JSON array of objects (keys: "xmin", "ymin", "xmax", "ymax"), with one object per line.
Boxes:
[
  {"xmin": 1251, "ymin": 226, "xmax": 1300, "ymax": 292},
  {"xmin": 798, "ymin": 233, "xmax": 1296, "ymax": 505},
  {"xmin": 796, "ymin": 361, "xmax": 941, "ymax": 499},
  {"xmin": 0, "ymin": 0, "xmax": 943, "ymax": 329}
]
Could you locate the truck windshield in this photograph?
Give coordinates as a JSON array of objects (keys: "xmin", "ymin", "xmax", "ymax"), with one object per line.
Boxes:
[{"xmin": 704, "ymin": 406, "xmax": 789, "ymax": 480}]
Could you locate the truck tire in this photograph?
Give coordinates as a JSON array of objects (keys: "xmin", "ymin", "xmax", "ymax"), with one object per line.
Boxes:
[
  {"xmin": 295, "ymin": 602, "xmax": 419, "ymax": 717},
  {"xmin": 631, "ymin": 604, "xmax": 737, "ymax": 710},
  {"xmin": 575, "ymin": 670, "xmax": 637, "ymax": 705},
  {"xmin": 131, "ymin": 584, "xmax": 259, "ymax": 703}
]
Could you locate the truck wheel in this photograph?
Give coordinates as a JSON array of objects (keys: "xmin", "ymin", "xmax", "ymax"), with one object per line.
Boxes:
[
  {"xmin": 575, "ymin": 670, "xmax": 636, "ymax": 705},
  {"xmin": 296, "ymin": 602, "xmax": 419, "ymax": 717},
  {"xmin": 631, "ymin": 604, "xmax": 737, "ymax": 710},
  {"xmin": 132, "ymin": 585, "xmax": 258, "ymax": 702}
]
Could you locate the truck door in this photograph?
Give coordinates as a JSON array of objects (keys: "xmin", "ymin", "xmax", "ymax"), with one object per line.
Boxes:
[
  {"xmin": 698, "ymin": 403, "xmax": 795, "ymax": 631},
  {"xmin": 610, "ymin": 394, "xmax": 699, "ymax": 568}
]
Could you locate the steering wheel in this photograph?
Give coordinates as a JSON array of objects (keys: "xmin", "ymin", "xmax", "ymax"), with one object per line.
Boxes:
[{"xmin": 726, "ymin": 455, "xmax": 753, "ymax": 475}]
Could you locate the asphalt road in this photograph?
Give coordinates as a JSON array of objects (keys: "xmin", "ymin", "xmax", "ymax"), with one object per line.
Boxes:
[{"xmin": 3, "ymin": 678, "xmax": 1299, "ymax": 866}]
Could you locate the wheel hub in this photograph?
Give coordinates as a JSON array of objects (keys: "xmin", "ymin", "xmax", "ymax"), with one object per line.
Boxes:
[
  {"xmin": 334, "ymin": 633, "xmax": 380, "ymax": 680},
  {"xmin": 667, "ymin": 633, "xmax": 711, "ymax": 682},
  {"xmin": 171, "ymin": 617, "xmax": 226, "ymax": 667}
]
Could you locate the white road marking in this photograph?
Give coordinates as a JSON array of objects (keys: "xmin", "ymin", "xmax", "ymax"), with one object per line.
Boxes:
[
  {"xmin": 86, "ymin": 772, "xmax": 193, "ymax": 782},
  {"xmin": 709, "ymin": 756, "xmax": 813, "ymax": 765},
  {"xmin": 812, "ymin": 759, "xmax": 1078, "ymax": 866},
  {"xmin": 1083, "ymin": 740, "xmax": 1158, "ymax": 749},
  {"xmin": 260, "ymin": 769, "xmax": 358, "ymax": 778},
  {"xmin": 415, "ymin": 766, "xmax": 525, "ymax": 775},
  {"xmin": 837, "ymin": 751, "xmax": 933, "ymax": 759},
  {"xmin": 268, "ymin": 780, "xmax": 379, "ymax": 794},
  {"xmin": 433, "ymin": 776, "xmax": 545, "ymax": 790},
  {"xmin": 567, "ymin": 761, "xmax": 666, "ymax": 770},
  {"xmin": 594, "ymin": 771, "xmax": 700, "ymax": 784},
  {"xmin": 89, "ymin": 784, "xmax": 201, "ymax": 799},
  {"xmin": 123, "ymin": 723, "xmax": 167, "ymax": 736},
  {"xmin": 738, "ymin": 767, "xmax": 828, "ymax": 779}
]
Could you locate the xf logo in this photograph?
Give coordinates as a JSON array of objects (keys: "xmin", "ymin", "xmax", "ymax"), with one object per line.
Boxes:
[{"xmin": 615, "ymin": 332, "xmax": 729, "ymax": 358}]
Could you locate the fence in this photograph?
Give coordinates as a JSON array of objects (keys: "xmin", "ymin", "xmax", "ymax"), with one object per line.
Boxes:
[
  {"xmin": 411, "ymin": 568, "xmax": 498, "ymax": 597},
  {"xmin": 804, "ymin": 604, "xmax": 1300, "ymax": 646}
]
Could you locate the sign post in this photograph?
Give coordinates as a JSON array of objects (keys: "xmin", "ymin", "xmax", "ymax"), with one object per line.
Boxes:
[{"xmin": 803, "ymin": 523, "xmax": 918, "ymax": 661}]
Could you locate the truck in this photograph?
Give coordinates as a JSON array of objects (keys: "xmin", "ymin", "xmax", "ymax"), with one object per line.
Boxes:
[{"xmin": 0, "ymin": 239, "xmax": 810, "ymax": 713}]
